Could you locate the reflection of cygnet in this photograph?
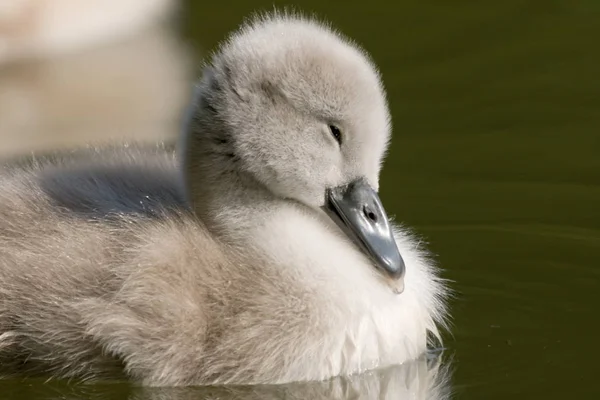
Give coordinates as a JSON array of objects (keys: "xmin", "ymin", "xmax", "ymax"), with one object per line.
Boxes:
[
  {"xmin": 0, "ymin": 24, "xmax": 191, "ymax": 157},
  {"xmin": 0, "ymin": 13, "xmax": 448, "ymax": 386},
  {"xmin": 0, "ymin": 0, "xmax": 176, "ymax": 63},
  {"xmin": 65, "ymin": 356, "xmax": 454, "ymax": 400}
]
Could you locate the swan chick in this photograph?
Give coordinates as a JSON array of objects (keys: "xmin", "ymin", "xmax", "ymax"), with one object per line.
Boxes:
[{"xmin": 0, "ymin": 13, "xmax": 447, "ymax": 386}]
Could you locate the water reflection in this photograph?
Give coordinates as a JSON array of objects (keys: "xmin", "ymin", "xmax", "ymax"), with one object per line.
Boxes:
[{"xmin": 0, "ymin": 355, "xmax": 452, "ymax": 400}]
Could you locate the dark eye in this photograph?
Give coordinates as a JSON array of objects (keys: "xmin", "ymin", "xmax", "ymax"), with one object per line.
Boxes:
[{"xmin": 329, "ymin": 125, "xmax": 342, "ymax": 145}]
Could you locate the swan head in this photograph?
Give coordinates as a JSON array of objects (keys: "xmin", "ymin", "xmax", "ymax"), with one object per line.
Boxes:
[{"xmin": 184, "ymin": 13, "xmax": 405, "ymax": 287}]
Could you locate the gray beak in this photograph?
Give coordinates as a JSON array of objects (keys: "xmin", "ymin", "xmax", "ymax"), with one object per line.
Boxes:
[{"xmin": 323, "ymin": 178, "xmax": 405, "ymax": 289}]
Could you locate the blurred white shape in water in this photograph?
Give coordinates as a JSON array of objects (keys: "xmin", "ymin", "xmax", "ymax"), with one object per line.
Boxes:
[
  {"xmin": 0, "ymin": 21, "xmax": 193, "ymax": 157},
  {"xmin": 0, "ymin": 0, "xmax": 177, "ymax": 62},
  {"xmin": 132, "ymin": 355, "xmax": 452, "ymax": 400}
]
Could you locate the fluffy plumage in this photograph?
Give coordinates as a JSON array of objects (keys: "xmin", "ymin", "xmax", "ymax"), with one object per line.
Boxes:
[{"xmin": 0, "ymin": 13, "xmax": 448, "ymax": 386}]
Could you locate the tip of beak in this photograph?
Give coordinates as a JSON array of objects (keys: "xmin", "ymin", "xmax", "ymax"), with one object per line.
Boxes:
[
  {"xmin": 381, "ymin": 254, "xmax": 405, "ymax": 281},
  {"xmin": 382, "ymin": 255, "xmax": 405, "ymax": 294},
  {"xmin": 390, "ymin": 278, "xmax": 405, "ymax": 295}
]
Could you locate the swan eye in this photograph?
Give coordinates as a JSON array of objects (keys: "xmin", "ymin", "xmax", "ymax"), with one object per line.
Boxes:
[{"xmin": 329, "ymin": 125, "xmax": 342, "ymax": 146}]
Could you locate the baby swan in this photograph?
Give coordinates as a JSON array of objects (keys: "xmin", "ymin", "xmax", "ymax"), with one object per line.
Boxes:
[{"xmin": 0, "ymin": 14, "xmax": 447, "ymax": 386}]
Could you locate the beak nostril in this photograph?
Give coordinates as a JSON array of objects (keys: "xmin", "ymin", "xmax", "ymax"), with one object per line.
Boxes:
[
  {"xmin": 325, "ymin": 178, "xmax": 404, "ymax": 283},
  {"xmin": 363, "ymin": 205, "xmax": 378, "ymax": 222}
]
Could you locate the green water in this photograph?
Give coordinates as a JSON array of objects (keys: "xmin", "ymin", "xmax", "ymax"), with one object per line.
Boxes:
[{"xmin": 2, "ymin": 0, "xmax": 599, "ymax": 398}]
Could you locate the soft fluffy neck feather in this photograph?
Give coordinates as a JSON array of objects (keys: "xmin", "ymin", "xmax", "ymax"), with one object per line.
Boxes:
[{"xmin": 180, "ymin": 113, "xmax": 447, "ymax": 380}]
